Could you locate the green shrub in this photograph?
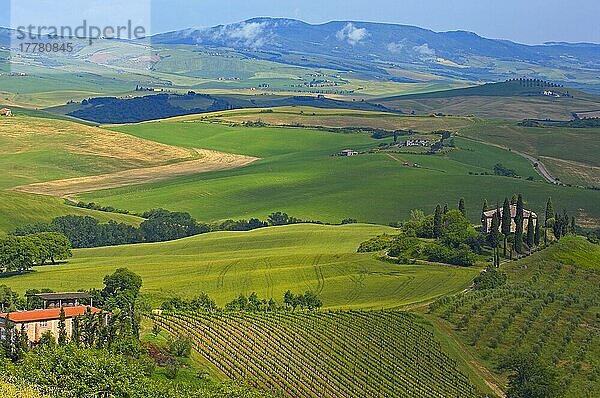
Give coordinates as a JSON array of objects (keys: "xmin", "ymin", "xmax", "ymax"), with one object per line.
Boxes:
[{"xmin": 357, "ymin": 234, "xmax": 396, "ymax": 252}]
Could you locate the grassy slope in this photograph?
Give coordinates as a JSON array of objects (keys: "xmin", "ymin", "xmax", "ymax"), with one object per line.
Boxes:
[
  {"xmin": 1, "ymin": 224, "xmax": 479, "ymax": 308},
  {"xmin": 0, "ymin": 191, "xmax": 142, "ymax": 235},
  {"xmin": 74, "ymin": 119, "xmax": 600, "ymax": 226},
  {"xmin": 376, "ymin": 82, "xmax": 600, "ymax": 120},
  {"xmin": 425, "ymin": 237, "xmax": 600, "ymax": 397},
  {"xmin": 0, "ymin": 114, "xmax": 195, "ymax": 233},
  {"xmin": 199, "ymin": 106, "xmax": 475, "ymax": 131},
  {"xmin": 459, "ymin": 119, "xmax": 600, "ymax": 188}
]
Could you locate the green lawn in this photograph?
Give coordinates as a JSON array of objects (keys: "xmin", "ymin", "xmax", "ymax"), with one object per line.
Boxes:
[
  {"xmin": 1, "ymin": 224, "xmax": 480, "ymax": 308},
  {"xmin": 73, "ymin": 120, "xmax": 600, "ymax": 226}
]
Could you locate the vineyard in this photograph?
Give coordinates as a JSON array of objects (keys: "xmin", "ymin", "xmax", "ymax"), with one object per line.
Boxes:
[
  {"xmin": 428, "ymin": 237, "xmax": 600, "ymax": 397},
  {"xmin": 149, "ymin": 310, "xmax": 478, "ymax": 398}
]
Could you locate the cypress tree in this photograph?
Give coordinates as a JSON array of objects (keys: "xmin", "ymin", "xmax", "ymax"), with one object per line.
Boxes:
[
  {"xmin": 545, "ymin": 198, "xmax": 554, "ymax": 227},
  {"xmin": 14, "ymin": 326, "xmax": 28, "ymax": 361},
  {"xmin": 459, "ymin": 198, "xmax": 467, "ymax": 218},
  {"xmin": 2, "ymin": 312, "xmax": 14, "ymax": 358},
  {"xmin": 488, "ymin": 212, "xmax": 501, "ymax": 267},
  {"xmin": 534, "ymin": 221, "xmax": 541, "ymax": 246},
  {"xmin": 514, "ymin": 194, "xmax": 524, "ymax": 253},
  {"xmin": 553, "ymin": 212, "xmax": 562, "ymax": 240},
  {"xmin": 72, "ymin": 316, "xmax": 81, "ymax": 346},
  {"xmin": 562, "ymin": 210, "xmax": 569, "ymax": 237},
  {"xmin": 443, "ymin": 203, "xmax": 448, "ymax": 214},
  {"xmin": 58, "ymin": 306, "xmax": 67, "ymax": 346},
  {"xmin": 570, "ymin": 217, "xmax": 576, "ymax": 234},
  {"xmin": 501, "ymin": 198, "xmax": 512, "ymax": 256},
  {"xmin": 433, "ymin": 205, "xmax": 442, "ymax": 239},
  {"xmin": 482, "ymin": 199, "xmax": 489, "ymax": 213},
  {"xmin": 526, "ymin": 215, "xmax": 535, "ymax": 248},
  {"xmin": 481, "ymin": 200, "xmax": 489, "ymax": 232}
]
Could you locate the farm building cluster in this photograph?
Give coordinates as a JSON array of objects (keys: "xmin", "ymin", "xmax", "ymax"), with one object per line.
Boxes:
[
  {"xmin": 0, "ymin": 108, "xmax": 12, "ymax": 117},
  {"xmin": 401, "ymin": 138, "xmax": 431, "ymax": 147},
  {"xmin": 339, "ymin": 149, "xmax": 359, "ymax": 156}
]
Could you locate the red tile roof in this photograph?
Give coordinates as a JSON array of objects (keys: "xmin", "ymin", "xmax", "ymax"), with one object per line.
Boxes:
[{"xmin": 0, "ymin": 306, "xmax": 102, "ymax": 323}]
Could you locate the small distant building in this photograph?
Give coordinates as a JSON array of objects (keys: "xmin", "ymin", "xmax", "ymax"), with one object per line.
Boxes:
[
  {"xmin": 0, "ymin": 306, "xmax": 104, "ymax": 344},
  {"xmin": 0, "ymin": 108, "xmax": 12, "ymax": 117},
  {"xmin": 402, "ymin": 138, "xmax": 431, "ymax": 147},
  {"xmin": 543, "ymin": 90, "xmax": 560, "ymax": 97},
  {"xmin": 482, "ymin": 205, "xmax": 538, "ymax": 233},
  {"xmin": 339, "ymin": 149, "xmax": 359, "ymax": 157}
]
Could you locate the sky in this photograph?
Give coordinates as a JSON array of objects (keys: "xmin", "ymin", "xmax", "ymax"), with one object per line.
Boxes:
[{"xmin": 1, "ymin": 0, "xmax": 599, "ymax": 44}]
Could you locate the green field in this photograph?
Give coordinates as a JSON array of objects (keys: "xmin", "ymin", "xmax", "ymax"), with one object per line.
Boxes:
[
  {"xmin": 69, "ymin": 118, "xmax": 600, "ymax": 226},
  {"xmin": 459, "ymin": 119, "xmax": 600, "ymax": 188},
  {"xmin": 377, "ymin": 80, "xmax": 600, "ymax": 120},
  {"xmin": 1, "ymin": 224, "xmax": 480, "ymax": 308},
  {"xmin": 427, "ymin": 237, "xmax": 600, "ymax": 397},
  {"xmin": 200, "ymin": 106, "xmax": 475, "ymax": 131},
  {"xmin": 0, "ymin": 191, "xmax": 142, "ymax": 235},
  {"xmin": 0, "ymin": 114, "xmax": 201, "ymax": 234}
]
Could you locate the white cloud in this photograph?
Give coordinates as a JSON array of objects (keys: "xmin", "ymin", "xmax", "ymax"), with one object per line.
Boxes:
[
  {"xmin": 336, "ymin": 23, "xmax": 368, "ymax": 45},
  {"xmin": 413, "ymin": 43, "xmax": 435, "ymax": 57},
  {"xmin": 387, "ymin": 41, "xmax": 406, "ymax": 53},
  {"xmin": 211, "ymin": 22, "xmax": 269, "ymax": 48},
  {"xmin": 228, "ymin": 22, "xmax": 266, "ymax": 41}
]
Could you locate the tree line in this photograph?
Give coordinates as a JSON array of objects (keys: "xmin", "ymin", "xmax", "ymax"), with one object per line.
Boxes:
[
  {"xmin": 13, "ymin": 210, "xmax": 322, "ymax": 249},
  {"xmin": 160, "ymin": 290, "xmax": 323, "ymax": 313},
  {"xmin": 0, "ymin": 232, "xmax": 71, "ymax": 274},
  {"xmin": 380, "ymin": 199, "xmax": 482, "ymax": 266}
]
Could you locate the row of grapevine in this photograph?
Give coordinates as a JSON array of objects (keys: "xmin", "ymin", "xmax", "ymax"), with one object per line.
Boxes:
[
  {"xmin": 149, "ymin": 310, "xmax": 478, "ymax": 398},
  {"xmin": 429, "ymin": 253, "xmax": 600, "ymax": 396}
]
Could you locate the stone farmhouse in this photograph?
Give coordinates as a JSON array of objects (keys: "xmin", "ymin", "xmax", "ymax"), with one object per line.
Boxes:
[{"xmin": 482, "ymin": 205, "xmax": 538, "ymax": 233}]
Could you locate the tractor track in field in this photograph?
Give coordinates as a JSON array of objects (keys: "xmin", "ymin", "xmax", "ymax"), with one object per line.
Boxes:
[
  {"xmin": 217, "ymin": 259, "xmax": 241, "ymax": 290},
  {"xmin": 312, "ymin": 255, "xmax": 325, "ymax": 295},
  {"xmin": 12, "ymin": 148, "xmax": 259, "ymax": 198}
]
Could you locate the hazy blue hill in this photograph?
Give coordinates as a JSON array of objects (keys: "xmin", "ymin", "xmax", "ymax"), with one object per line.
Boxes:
[
  {"xmin": 152, "ymin": 17, "xmax": 600, "ymax": 74},
  {"xmin": 0, "ymin": 28, "xmax": 11, "ymax": 47}
]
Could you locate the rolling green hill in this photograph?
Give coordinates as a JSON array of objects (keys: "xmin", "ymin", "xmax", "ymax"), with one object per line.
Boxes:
[
  {"xmin": 382, "ymin": 80, "xmax": 584, "ymax": 99},
  {"xmin": 1, "ymin": 224, "xmax": 480, "ymax": 308},
  {"xmin": 75, "ymin": 118, "xmax": 600, "ymax": 226},
  {"xmin": 427, "ymin": 237, "xmax": 600, "ymax": 397},
  {"xmin": 376, "ymin": 81, "xmax": 600, "ymax": 120},
  {"xmin": 458, "ymin": 119, "xmax": 600, "ymax": 189},
  {"xmin": 0, "ymin": 191, "xmax": 142, "ymax": 235}
]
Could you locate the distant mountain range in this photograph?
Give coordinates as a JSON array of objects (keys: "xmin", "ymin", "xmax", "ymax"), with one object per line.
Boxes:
[
  {"xmin": 2, "ymin": 18, "xmax": 600, "ymax": 92},
  {"xmin": 152, "ymin": 18, "xmax": 600, "ymax": 90},
  {"xmin": 153, "ymin": 17, "xmax": 599, "ymax": 64}
]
